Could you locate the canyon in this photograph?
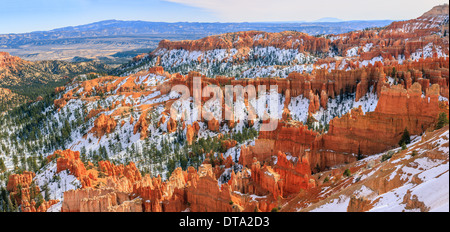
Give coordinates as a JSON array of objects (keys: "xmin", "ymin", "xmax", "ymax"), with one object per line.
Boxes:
[{"xmin": 0, "ymin": 4, "xmax": 448, "ymax": 213}]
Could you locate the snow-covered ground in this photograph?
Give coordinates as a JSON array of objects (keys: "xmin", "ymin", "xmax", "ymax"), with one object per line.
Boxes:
[
  {"xmin": 288, "ymin": 95, "xmax": 310, "ymax": 123},
  {"xmin": 410, "ymin": 43, "xmax": 448, "ymax": 61},
  {"xmin": 312, "ymin": 86, "xmax": 379, "ymax": 127},
  {"xmin": 148, "ymin": 46, "xmax": 320, "ymax": 78},
  {"xmin": 305, "ymin": 128, "xmax": 449, "ymax": 212},
  {"xmin": 309, "ymin": 195, "xmax": 351, "ymax": 212},
  {"xmin": 34, "ymin": 161, "xmax": 81, "ymax": 212}
]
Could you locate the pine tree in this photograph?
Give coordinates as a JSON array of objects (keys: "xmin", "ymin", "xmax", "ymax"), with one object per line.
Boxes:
[
  {"xmin": 398, "ymin": 128, "xmax": 411, "ymax": 146},
  {"xmin": 391, "ymin": 67, "xmax": 397, "ymax": 77},
  {"xmin": 436, "ymin": 112, "xmax": 449, "ymax": 129},
  {"xmin": 306, "ymin": 114, "xmax": 315, "ymax": 130},
  {"xmin": 43, "ymin": 184, "xmax": 50, "ymax": 201},
  {"xmin": 343, "ymin": 169, "xmax": 351, "ymax": 177},
  {"xmin": 0, "ymin": 158, "xmax": 5, "ymax": 172}
]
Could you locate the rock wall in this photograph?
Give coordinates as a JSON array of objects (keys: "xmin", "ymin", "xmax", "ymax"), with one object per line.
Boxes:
[
  {"xmin": 319, "ymin": 83, "xmax": 443, "ymax": 155},
  {"xmin": 274, "ymin": 152, "xmax": 315, "ymax": 196},
  {"xmin": 61, "ymin": 187, "xmax": 141, "ymax": 212},
  {"xmin": 240, "ymin": 81, "xmax": 445, "ymax": 173},
  {"xmin": 98, "ymin": 160, "xmax": 142, "ymax": 184},
  {"xmin": 154, "ymin": 31, "xmax": 330, "ymax": 55},
  {"xmin": 60, "ymin": 159, "xmax": 315, "ymax": 212}
]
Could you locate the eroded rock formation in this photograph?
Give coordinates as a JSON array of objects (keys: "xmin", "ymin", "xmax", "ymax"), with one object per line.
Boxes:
[
  {"xmin": 90, "ymin": 114, "xmax": 117, "ymax": 138},
  {"xmin": 6, "ymin": 171, "xmax": 59, "ymax": 212}
]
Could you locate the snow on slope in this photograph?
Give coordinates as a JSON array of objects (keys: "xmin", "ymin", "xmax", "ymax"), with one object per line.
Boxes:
[
  {"xmin": 300, "ymin": 126, "xmax": 449, "ymax": 212},
  {"xmin": 410, "ymin": 43, "xmax": 448, "ymax": 61},
  {"xmin": 148, "ymin": 46, "xmax": 319, "ymax": 78},
  {"xmin": 288, "ymin": 95, "xmax": 310, "ymax": 123},
  {"xmin": 369, "ymin": 130, "xmax": 449, "ymax": 212},
  {"xmin": 312, "ymin": 86, "xmax": 378, "ymax": 126},
  {"xmin": 309, "ymin": 195, "xmax": 351, "ymax": 212},
  {"xmin": 34, "ymin": 161, "xmax": 82, "ymax": 212},
  {"xmin": 26, "ymin": 71, "xmax": 284, "ymax": 181}
]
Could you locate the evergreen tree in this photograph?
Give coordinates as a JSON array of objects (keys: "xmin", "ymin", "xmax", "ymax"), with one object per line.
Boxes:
[
  {"xmin": 398, "ymin": 128, "xmax": 411, "ymax": 146},
  {"xmin": 0, "ymin": 158, "xmax": 5, "ymax": 172},
  {"xmin": 436, "ymin": 112, "xmax": 449, "ymax": 129},
  {"xmin": 391, "ymin": 67, "xmax": 397, "ymax": 78},
  {"xmin": 343, "ymin": 169, "xmax": 351, "ymax": 177},
  {"xmin": 306, "ymin": 114, "xmax": 315, "ymax": 130},
  {"xmin": 357, "ymin": 146, "xmax": 363, "ymax": 160},
  {"xmin": 43, "ymin": 184, "xmax": 50, "ymax": 201}
]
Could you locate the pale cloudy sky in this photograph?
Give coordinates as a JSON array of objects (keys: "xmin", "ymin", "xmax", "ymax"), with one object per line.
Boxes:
[
  {"xmin": 166, "ymin": 0, "xmax": 447, "ymax": 22},
  {"xmin": 0, "ymin": 0, "xmax": 446, "ymax": 34}
]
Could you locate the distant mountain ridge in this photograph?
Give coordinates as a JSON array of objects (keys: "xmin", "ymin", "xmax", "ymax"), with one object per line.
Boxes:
[
  {"xmin": 0, "ymin": 19, "xmax": 395, "ymax": 64},
  {"xmin": 1, "ymin": 20, "xmax": 395, "ymax": 41}
]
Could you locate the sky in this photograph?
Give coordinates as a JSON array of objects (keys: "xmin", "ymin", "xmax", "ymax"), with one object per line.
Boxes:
[{"xmin": 0, "ymin": 0, "xmax": 447, "ymax": 34}]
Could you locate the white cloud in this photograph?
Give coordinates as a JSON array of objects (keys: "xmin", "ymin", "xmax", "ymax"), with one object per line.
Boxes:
[{"xmin": 165, "ymin": 0, "xmax": 447, "ymax": 22}]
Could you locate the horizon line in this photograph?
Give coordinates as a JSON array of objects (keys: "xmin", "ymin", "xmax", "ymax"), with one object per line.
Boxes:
[{"xmin": 1, "ymin": 18, "xmax": 398, "ymax": 35}]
